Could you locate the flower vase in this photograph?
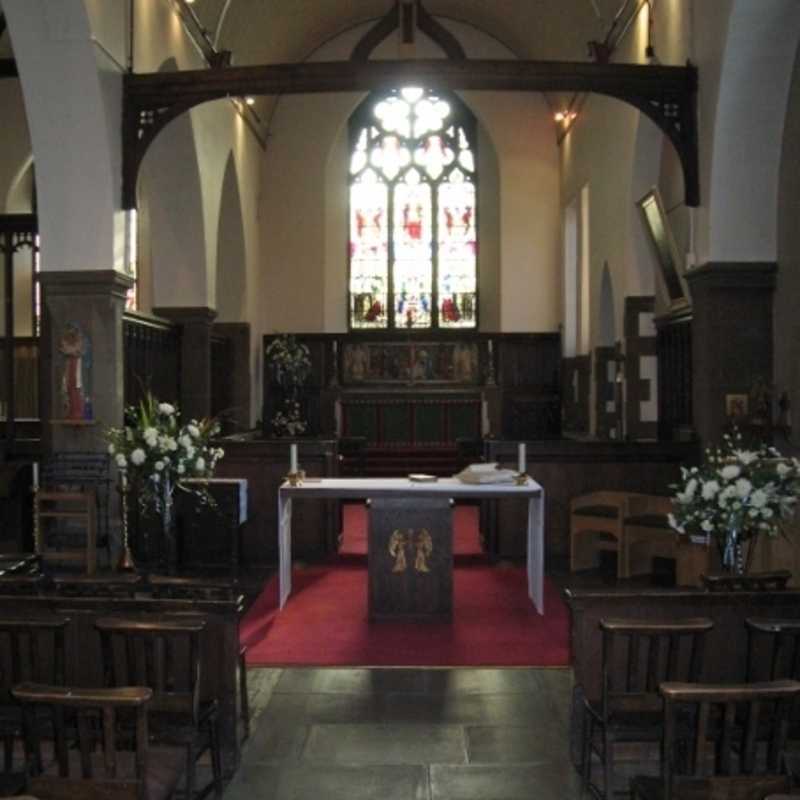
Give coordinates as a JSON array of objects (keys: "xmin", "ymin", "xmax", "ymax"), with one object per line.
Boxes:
[
  {"xmin": 721, "ymin": 526, "xmax": 745, "ymax": 576},
  {"xmin": 160, "ymin": 477, "xmax": 178, "ymax": 575}
]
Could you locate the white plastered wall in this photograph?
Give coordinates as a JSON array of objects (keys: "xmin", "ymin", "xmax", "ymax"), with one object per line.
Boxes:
[
  {"xmin": 132, "ymin": 0, "xmax": 265, "ymax": 425},
  {"xmin": 260, "ymin": 18, "xmax": 560, "ymax": 334}
]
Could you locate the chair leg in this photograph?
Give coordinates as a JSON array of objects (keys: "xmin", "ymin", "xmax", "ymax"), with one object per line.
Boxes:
[
  {"xmin": 602, "ymin": 730, "xmax": 614, "ymax": 800},
  {"xmin": 581, "ymin": 713, "xmax": 594, "ymax": 797},
  {"xmin": 239, "ymin": 646, "xmax": 250, "ymax": 741},
  {"xmin": 184, "ymin": 742, "xmax": 196, "ymax": 800},
  {"xmin": 3, "ymin": 733, "xmax": 13, "ymax": 772},
  {"xmin": 209, "ymin": 716, "xmax": 223, "ymax": 799}
]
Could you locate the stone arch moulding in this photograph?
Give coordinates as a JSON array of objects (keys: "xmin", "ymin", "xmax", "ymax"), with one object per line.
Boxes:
[{"xmin": 122, "ymin": 58, "xmax": 699, "ymax": 209}]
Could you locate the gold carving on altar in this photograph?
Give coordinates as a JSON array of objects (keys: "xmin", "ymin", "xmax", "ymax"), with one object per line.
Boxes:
[
  {"xmin": 388, "ymin": 528, "xmax": 434, "ymax": 573},
  {"xmin": 388, "ymin": 530, "xmax": 410, "ymax": 572},
  {"xmin": 414, "ymin": 529, "xmax": 433, "ymax": 572}
]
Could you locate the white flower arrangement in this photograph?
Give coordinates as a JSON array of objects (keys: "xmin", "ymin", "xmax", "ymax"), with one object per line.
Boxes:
[
  {"xmin": 265, "ymin": 334, "xmax": 311, "ymax": 390},
  {"xmin": 265, "ymin": 334, "xmax": 312, "ymax": 437},
  {"xmin": 106, "ymin": 393, "xmax": 224, "ymax": 514},
  {"xmin": 668, "ymin": 430, "xmax": 800, "ymax": 555}
]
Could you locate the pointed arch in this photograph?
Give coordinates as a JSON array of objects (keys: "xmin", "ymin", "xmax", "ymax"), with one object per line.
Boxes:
[
  {"xmin": 216, "ymin": 151, "xmax": 247, "ymax": 321},
  {"xmin": 138, "ymin": 59, "xmax": 208, "ymax": 309}
]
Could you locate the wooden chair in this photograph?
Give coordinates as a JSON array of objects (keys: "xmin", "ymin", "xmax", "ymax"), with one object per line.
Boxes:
[
  {"xmin": 148, "ymin": 577, "xmax": 250, "ymax": 741},
  {"xmin": 570, "ymin": 491, "xmax": 630, "ymax": 577},
  {"xmin": 12, "ymin": 681, "xmax": 185, "ymax": 800},
  {"xmin": 582, "ymin": 617, "xmax": 714, "ymax": 799},
  {"xmin": 35, "ymin": 453, "xmax": 111, "ymax": 575},
  {"xmin": 630, "ymin": 680, "xmax": 800, "ymax": 800},
  {"xmin": 622, "ymin": 495, "xmax": 675, "ymax": 578},
  {"xmin": 0, "ymin": 618, "xmax": 69, "ymax": 776},
  {"xmin": 95, "ymin": 617, "xmax": 223, "ymax": 799},
  {"xmin": 702, "ymin": 570, "xmax": 792, "ymax": 593}
]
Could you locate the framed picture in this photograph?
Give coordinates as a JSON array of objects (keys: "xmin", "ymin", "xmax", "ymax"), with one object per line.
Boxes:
[
  {"xmin": 725, "ymin": 393, "xmax": 749, "ymax": 421},
  {"xmin": 637, "ymin": 188, "xmax": 687, "ymax": 308}
]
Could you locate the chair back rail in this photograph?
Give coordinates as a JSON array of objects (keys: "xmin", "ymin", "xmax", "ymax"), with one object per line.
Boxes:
[
  {"xmin": 0, "ymin": 618, "xmax": 69, "ymax": 702},
  {"xmin": 702, "ymin": 570, "xmax": 792, "ymax": 592},
  {"xmin": 601, "ymin": 617, "xmax": 714, "ymax": 712},
  {"xmin": 745, "ymin": 618, "xmax": 800, "ymax": 682},
  {"xmin": 664, "ymin": 681, "xmax": 800, "ymax": 796},
  {"xmin": 95, "ymin": 617, "xmax": 205, "ymax": 722}
]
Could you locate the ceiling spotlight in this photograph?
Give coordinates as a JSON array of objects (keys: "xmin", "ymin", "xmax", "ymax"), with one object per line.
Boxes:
[
  {"xmin": 245, "ymin": 96, "xmax": 256, "ymax": 106},
  {"xmin": 554, "ymin": 111, "xmax": 576, "ymax": 124}
]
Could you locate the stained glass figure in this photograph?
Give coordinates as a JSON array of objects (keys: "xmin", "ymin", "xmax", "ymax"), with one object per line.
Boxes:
[{"xmin": 349, "ymin": 87, "xmax": 477, "ymax": 329}]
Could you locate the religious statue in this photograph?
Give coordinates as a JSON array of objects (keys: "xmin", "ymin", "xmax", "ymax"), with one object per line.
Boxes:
[{"xmin": 59, "ymin": 322, "xmax": 91, "ymax": 421}]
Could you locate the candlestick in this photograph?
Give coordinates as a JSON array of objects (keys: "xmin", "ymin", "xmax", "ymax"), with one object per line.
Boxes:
[
  {"xmin": 290, "ymin": 443, "xmax": 298, "ymax": 474},
  {"xmin": 517, "ymin": 443, "xmax": 526, "ymax": 474}
]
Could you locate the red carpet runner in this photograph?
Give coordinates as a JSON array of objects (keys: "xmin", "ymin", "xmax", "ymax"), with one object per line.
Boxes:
[{"xmin": 241, "ymin": 504, "xmax": 570, "ymax": 668}]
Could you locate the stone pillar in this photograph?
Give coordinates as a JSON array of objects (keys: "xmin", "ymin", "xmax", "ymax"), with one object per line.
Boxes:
[
  {"xmin": 686, "ymin": 262, "xmax": 776, "ymax": 444},
  {"xmin": 40, "ymin": 270, "xmax": 133, "ymax": 455},
  {"xmin": 153, "ymin": 306, "xmax": 217, "ymax": 421}
]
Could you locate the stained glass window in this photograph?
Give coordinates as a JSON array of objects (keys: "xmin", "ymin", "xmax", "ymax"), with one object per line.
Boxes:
[{"xmin": 349, "ymin": 87, "xmax": 477, "ymax": 329}]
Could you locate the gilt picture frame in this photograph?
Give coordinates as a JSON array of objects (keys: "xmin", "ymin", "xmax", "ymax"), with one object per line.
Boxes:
[{"xmin": 637, "ymin": 188, "xmax": 687, "ymax": 308}]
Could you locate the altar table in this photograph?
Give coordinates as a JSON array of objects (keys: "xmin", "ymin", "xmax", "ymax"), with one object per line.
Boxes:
[{"xmin": 277, "ymin": 476, "xmax": 546, "ymax": 614}]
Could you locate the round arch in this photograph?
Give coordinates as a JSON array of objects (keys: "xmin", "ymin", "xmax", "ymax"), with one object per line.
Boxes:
[{"xmin": 709, "ymin": 0, "xmax": 800, "ymax": 262}]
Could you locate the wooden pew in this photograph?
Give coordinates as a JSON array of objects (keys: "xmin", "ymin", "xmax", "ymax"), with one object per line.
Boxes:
[
  {"xmin": 0, "ymin": 586, "xmax": 245, "ymax": 778},
  {"xmin": 564, "ymin": 586, "xmax": 800, "ymax": 768}
]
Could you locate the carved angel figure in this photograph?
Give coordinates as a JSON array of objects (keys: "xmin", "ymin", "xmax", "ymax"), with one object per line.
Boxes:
[
  {"xmin": 388, "ymin": 530, "xmax": 410, "ymax": 572},
  {"xmin": 414, "ymin": 529, "xmax": 433, "ymax": 573}
]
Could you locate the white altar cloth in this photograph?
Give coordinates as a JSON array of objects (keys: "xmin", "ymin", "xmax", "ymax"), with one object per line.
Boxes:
[{"xmin": 277, "ymin": 476, "xmax": 545, "ymax": 614}]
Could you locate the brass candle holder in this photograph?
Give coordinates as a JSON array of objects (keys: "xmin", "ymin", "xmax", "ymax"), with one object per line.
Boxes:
[
  {"xmin": 116, "ymin": 477, "xmax": 136, "ymax": 572},
  {"xmin": 32, "ymin": 484, "xmax": 42, "ymax": 555},
  {"xmin": 285, "ymin": 470, "xmax": 304, "ymax": 487},
  {"xmin": 514, "ymin": 472, "xmax": 529, "ymax": 486}
]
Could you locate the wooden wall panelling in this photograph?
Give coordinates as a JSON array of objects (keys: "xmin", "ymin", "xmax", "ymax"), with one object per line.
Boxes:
[
  {"xmin": 211, "ymin": 323, "xmax": 251, "ymax": 434},
  {"xmin": 561, "ymin": 355, "xmax": 590, "ymax": 435},
  {"xmin": 624, "ymin": 296, "xmax": 658, "ymax": 440},
  {"xmin": 214, "ymin": 438, "xmax": 339, "ymax": 563},
  {"xmin": 484, "ymin": 440, "xmax": 695, "ymax": 559},
  {"xmin": 123, "ymin": 313, "xmax": 181, "ymax": 409},
  {"xmin": 655, "ymin": 306, "xmax": 693, "ymax": 441},
  {"xmin": 593, "ymin": 346, "xmax": 616, "ymax": 439}
]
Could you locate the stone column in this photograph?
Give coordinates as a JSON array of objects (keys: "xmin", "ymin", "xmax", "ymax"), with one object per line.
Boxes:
[
  {"xmin": 153, "ymin": 306, "xmax": 217, "ymax": 421},
  {"xmin": 40, "ymin": 270, "xmax": 133, "ymax": 455},
  {"xmin": 686, "ymin": 262, "xmax": 776, "ymax": 444}
]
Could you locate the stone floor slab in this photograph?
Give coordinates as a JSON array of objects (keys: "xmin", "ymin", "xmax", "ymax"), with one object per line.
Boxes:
[
  {"xmin": 303, "ymin": 723, "xmax": 467, "ymax": 764},
  {"xmin": 430, "ymin": 763, "xmax": 581, "ymax": 800}
]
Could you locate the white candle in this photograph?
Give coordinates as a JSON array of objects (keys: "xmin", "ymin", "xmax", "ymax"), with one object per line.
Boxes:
[
  {"xmin": 290, "ymin": 443, "xmax": 298, "ymax": 474},
  {"xmin": 517, "ymin": 443, "xmax": 526, "ymax": 474},
  {"xmin": 32, "ymin": 461, "xmax": 39, "ymax": 489},
  {"xmin": 120, "ymin": 470, "xmax": 128, "ymax": 490}
]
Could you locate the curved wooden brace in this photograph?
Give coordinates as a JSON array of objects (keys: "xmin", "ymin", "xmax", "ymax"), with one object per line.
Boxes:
[
  {"xmin": 416, "ymin": 1, "xmax": 466, "ymax": 60},
  {"xmin": 122, "ymin": 59, "xmax": 699, "ymax": 208},
  {"xmin": 350, "ymin": 3, "xmax": 399, "ymax": 62}
]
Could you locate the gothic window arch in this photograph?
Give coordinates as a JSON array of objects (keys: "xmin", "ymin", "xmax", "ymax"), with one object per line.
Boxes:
[{"xmin": 348, "ymin": 87, "xmax": 477, "ymax": 330}]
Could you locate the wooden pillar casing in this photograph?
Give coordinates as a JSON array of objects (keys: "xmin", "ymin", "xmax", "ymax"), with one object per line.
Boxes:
[
  {"xmin": 685, "ymin": 262, "xmax": 776, "ymax": 444},
  {"xmin": 154, "ymin": 306, "xmax": 217, "ymax": 421}
]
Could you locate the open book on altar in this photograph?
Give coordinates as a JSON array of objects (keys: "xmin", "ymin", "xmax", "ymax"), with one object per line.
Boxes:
[{"xmin": 454, "ymin": 462, "xmax": 518, "ymax": 484}]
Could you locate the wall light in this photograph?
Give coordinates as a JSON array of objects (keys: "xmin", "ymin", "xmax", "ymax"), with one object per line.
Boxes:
[
  {"xmin": 554, "ymin": 111, "xmax": 577, "ymax": 124},
  {"xmin": 245, "ymin": 96, "xmax": 256, "ymax": 106}
]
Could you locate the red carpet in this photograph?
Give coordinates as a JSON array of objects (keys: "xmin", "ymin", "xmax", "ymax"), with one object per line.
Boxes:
[
  {"xmin": 240, "ymin": 501, "xmax": 570, "ymax": 667},
  {"xmin": 241, "ymin": 566, "xmax": 569, "ymax": 667},
  {"xmin": 339, "ymin": 502, "xmax": 484, "ymax": 557}
]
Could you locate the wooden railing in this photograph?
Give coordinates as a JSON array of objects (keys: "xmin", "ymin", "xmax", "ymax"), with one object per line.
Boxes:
[{"xmin": 123, "ymin": 312, "xmax": 181, "ymax": 409}]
